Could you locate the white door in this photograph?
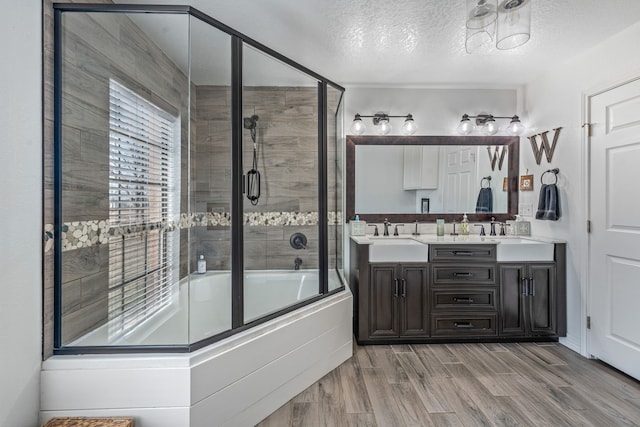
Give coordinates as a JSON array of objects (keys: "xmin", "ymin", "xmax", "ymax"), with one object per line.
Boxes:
[
  {"xmin": 589, "ymin": 77, "xmax": 640, "ymax": 380},
  {"xmin": 442, "ymin": 146, "xmax": 476, "ymax": 213}
]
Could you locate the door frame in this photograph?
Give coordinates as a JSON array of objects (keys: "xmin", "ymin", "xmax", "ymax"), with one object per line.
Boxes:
[{"xmin": 583, "ymin": 71, "xmax": 640, "ymax": 358}]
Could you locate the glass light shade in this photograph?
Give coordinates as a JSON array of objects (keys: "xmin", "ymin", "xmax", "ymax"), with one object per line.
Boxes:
[
  {"xmin": 378, "ymin": 119, "xmax": 391, "ymax": 135},
  {"xmin": 496, "ymin": 0, "xmax": 531, "ymax": 50},
  {"xmin": 457, "ymin": 116, "xmax": 474, "ymax": 135},
  {"xmin": 482, "ymin": 118, "xmax": 498, "ymax": 135},
  {"xmin": 351, "ymin": 115, "xmax": 365, "ymax": 135},
  {"xmin": 402, "ymin": 115, "xmax": 417, "ymax": 135},
  {"xmin": 465, "ymin": 0, "xmax": 497, "ymax": 53},
  {"xmin": 505, "ymin": 116, "xmax": 525, "ymax": 135}
]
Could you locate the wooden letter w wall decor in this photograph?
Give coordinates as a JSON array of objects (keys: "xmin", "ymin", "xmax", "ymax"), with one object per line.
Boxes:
[{"xmin": 528, "ymin": 127, "xmax": 562, "ymax": 165}]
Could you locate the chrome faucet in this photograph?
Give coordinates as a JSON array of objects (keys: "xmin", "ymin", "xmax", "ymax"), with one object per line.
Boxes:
[
  {"xmin": 383, "ymin": 218, "xmax": 391, "ymax": 236},
  {"xmin": 499, "ymin": 222, "xmax": 509, "ymax": 236},
  {"xmin": 490, "ymin": 217, "xmax": 497, "ymax": 236},
  {"xmin": 411, "ymin": 220, "xmax": 420, "ymax": 236}
]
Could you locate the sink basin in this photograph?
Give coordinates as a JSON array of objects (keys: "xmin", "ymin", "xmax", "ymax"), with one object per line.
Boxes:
[
  {"xmin": 368, "ymin": 238, "xmax": 429, "ymax": 262},
  {"xmin": 495, "ymin": 238, "xmax": 554, "ymax": 262}
]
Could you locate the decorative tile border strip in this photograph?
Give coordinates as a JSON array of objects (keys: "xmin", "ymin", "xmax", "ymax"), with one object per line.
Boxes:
[{"xmin": 44, "ymin": 211, "xmax": 343, "ymax": 252}]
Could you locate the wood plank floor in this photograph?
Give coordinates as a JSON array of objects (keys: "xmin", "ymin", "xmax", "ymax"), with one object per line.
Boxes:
[{"xmin": 256, "ymin": 342, "xmax": 640, "ymax": 426}]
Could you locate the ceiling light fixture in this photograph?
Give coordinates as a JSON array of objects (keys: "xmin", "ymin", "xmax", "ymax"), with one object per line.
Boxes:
[
  {"xmin": 456, "ymin": 113, "xmax": 526, "ymax": 136},
  {"xmin": 351, "ymin": 113, "xmax": 417, "ymax": 135},
  {"xmin": 465, "ymin": 0, "xmax": 531, "ymax": 53}
]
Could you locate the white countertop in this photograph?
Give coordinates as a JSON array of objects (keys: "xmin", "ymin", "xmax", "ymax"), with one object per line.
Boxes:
[{"xmin": 350, "ymin": 234, "xmax": 566, "ymax": 245}]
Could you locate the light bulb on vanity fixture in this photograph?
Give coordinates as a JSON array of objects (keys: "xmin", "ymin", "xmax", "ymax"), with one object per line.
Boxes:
[
  {"xmin": 456, "ymin": 113, "xmax": 526, "ymax": 136},
  {"xmin": 351, "ymin": 114, "xmax": 365, "ymax": 135},
  {"xmin": 402, "ymin": 114, "xmax": 418, "ymax": 135},
  {"xmin": 350, "ymin": 113, "xmax": 418, "ymax": 135}
]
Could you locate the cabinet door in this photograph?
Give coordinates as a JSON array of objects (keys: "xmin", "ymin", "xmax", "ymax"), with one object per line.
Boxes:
[
  {"xmin": 527, "ymin": 263, "xmax": 556, "ymax": 336},
  {"xmin": 369, "ymin": 264, "xmax": 399, "ymax": 338},
  {"xmin": 403, "ymin": 146, "xmax": 422, "ymax": 189},
  {"xmin": 403, "ymin": 146, "xmax": 439, "ymax": 190},
  {"xmin": 399, "ymin": 265, "xmax": 429, "ymax": 337},
  {"xmin": 498, "ymin": 264, "xmax": 527, "ymax": 335}
]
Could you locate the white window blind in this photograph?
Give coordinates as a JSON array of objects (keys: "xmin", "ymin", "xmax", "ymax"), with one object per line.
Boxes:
[{"xmin": 107, "ymin": 79, "xmax": 179, "ymax": 340}]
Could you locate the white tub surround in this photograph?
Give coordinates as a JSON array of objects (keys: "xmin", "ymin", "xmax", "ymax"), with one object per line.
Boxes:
[
  {"xmin": 40, "ymin": 288, "xmax": 353, "ymax": 427},
  {"xmin": 71, "ymin": 270, "xmax": 333, "ymax": 347}
]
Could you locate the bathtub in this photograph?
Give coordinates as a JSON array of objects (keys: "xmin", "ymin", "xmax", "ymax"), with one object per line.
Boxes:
[
  {"xmin": 72, "ymin": 269, "xmax": 341, "ymax": 347},
  {"xmin": 42, "ymin": 270, "xmax": 352, "ymax": 426}
]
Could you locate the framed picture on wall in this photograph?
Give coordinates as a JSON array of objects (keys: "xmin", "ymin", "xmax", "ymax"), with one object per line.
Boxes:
[
  {"xmin": 421, "ymin": 198, "xmax": 430, "ymax": 214},
  {"xmin": 520, "ymin": 175, "xmax": 534, "ymax": 191}
]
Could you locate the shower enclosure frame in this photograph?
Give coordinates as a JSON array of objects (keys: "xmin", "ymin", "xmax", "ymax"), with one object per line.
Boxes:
[{"xmin": 52, "ymin": 3, "xmax": 345, "ymax": 354}]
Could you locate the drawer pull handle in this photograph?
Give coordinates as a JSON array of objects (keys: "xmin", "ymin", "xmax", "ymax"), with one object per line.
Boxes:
[
  {"xmin": 522, "ymin": 278, "xmax": 529, "ymax": 296},
  {"xmin": 401, "ymin": 278, "xmax": 407, "ymax": 298},
  {"xmin": 452, "ymin": 251, "xmax": 473, "ymax": 256},
  {"xmin": 394, "ymin": 278, "xmax": 399, "ymax": 298},
  {"xmin": 452, "ymin": 272, "xmax": 473, "ymax": 277},
  {"xmin": 453, "ymin": 297, "xmax": 474, "ymax": 304},
  {"xmin": 454, "ymin": 322, "xmax": 474, "ymax": 329}
]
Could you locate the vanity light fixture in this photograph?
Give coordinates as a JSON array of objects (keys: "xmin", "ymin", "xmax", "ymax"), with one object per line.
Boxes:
[
  {"xmin": 456, "ymin": 113, "xmax": 525, "ymax": 136},
  {"xmin": 351, "ymin": 113, "xmax": 417, "ymax": 135},
  {"xmin": 465, "ymin": 0, "xmax": 531, "ymax": 53}
]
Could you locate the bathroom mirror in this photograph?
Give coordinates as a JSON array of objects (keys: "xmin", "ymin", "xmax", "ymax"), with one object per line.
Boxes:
[{"xmin": 346, "ymin": 135, "xmax": 519, "ymax": 223}]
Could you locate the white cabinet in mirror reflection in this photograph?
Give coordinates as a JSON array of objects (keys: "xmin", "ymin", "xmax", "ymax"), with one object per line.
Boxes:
[{"xmin": 403, "ymin": 146, "xmax": 440, "ymax": 190}]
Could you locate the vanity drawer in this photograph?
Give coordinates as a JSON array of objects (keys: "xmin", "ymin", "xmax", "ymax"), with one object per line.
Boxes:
[
  {"xmin": 432, "ymin": 288, "xmax": 496, "ymax": 311},
  {"xmin": 431, "ymin": 314, "xmax": 497, "ymax": 337},
  {"xmin": 429, "ymin": 244, "xmax": 496, "ymax": 262},
  {"xmin": 431, "ymin": 264, "xmax": 496, "ymax": 285}
]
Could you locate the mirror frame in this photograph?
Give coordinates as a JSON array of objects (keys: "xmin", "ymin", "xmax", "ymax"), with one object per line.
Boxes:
[{"xmin": 346, "ymin": 135, "xmax": 520, "ymax": 223}]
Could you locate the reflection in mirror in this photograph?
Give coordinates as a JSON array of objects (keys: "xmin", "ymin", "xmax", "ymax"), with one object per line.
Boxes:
[{"xmin": 346, "ymin": 135, "xmax": 519, "ymax": 223}]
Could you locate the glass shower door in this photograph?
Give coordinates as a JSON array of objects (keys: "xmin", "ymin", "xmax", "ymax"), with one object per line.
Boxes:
[{"xmin": 242, "ymin": 44, "xmax": 321, "ymax": 322}]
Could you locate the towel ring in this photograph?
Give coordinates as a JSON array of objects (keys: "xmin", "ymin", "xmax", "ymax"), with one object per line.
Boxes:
[
  {"xmin": 481, "ymin": 176, "xmax": 491, "ymax": 188},
  {"xmin": 541, "ymin": 168, "xmax": 559, "ymax": 185}
]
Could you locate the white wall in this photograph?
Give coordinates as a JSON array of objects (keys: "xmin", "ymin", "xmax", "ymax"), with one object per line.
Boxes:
[
  {"xmin": 0, "ymin": 1, "xmax": 42, "ymax": 426},
  {"xmin": 523, "ymin": 21, "xmax": 640, "ymax": 354}
]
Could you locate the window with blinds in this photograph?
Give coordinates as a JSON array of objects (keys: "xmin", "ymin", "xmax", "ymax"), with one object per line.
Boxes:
[{"xmin": 107, "ymin": 79, "xmax": 180, "ymax": 340}]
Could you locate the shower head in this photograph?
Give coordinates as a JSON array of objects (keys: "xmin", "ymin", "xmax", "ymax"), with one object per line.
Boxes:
[{"xmin": 243, "ymin": 115, "xmax": 259, "ymax": 130}]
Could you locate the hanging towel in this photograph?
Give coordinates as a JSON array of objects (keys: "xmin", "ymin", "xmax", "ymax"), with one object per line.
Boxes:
[
  {"xmin": 475, "ymin": 187, "xmax": 493, "ymax": 213},
  {"xmin": 535, "ymin": 183, "xmax": 561, "ymax": 220}
]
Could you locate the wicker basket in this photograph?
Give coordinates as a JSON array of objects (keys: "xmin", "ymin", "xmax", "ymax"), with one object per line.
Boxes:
[{"xmin": 42, "ymin": 417, "xmax": 134, "ymax": 427}]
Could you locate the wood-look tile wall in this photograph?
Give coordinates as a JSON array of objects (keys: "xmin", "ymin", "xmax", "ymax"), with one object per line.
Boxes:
[{"xmin": 191, "ymin": 85, "xmax": 338, "ymax": 271}]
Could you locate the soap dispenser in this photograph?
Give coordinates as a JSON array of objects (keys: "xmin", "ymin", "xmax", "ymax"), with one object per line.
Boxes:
[
  {"xmin": 460, "ymin": 213, "xmax": 469, "ymax": 235},
  {"xmin": 197, "ymin": 255, "xmax": 206, "ymax": 274}
]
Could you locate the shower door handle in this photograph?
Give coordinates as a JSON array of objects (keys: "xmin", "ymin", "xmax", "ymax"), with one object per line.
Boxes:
[{"xmin": 242, "ymin": 174, "xmax": 246, "ymax": 194}]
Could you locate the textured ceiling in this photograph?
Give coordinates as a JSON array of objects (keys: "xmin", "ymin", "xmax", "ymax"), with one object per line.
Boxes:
[{"xmin": 116, "ymin": 0, "xmax": 640, "ymax": 87}]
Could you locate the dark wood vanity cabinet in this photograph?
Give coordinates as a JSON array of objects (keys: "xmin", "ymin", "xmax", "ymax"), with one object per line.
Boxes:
[
  {"xmin": 430, "ymin": 244, "xmax": 499, "ymax": 338},
  {"xmin": 499, "ymin": 263, "xmax": 557, "ymax": 337},
  {"xmin": 350, "ymin": 240, "xmax": 566, "ymax": 344},
  {"xmin": 369, "ymin": 263, "xmax": 429, "ymax": 340}
]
